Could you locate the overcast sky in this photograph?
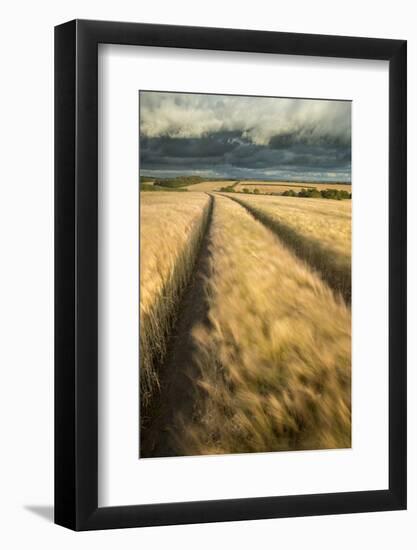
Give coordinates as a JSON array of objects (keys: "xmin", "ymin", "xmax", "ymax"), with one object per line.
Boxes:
[{"xmin": 139, "ymin": 91, "xmax": 351, "ymax": 182}]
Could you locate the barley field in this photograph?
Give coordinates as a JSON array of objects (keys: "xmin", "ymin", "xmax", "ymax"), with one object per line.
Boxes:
[
  {"xmin": 140, "ymin": 189, "xmax": 351, "ymax": 457},
  {"xmin": 139, "ymin": 192, "xmax": 211, "ymax": 415},
  {"xmin": 184, "ymin": 180, "xmax": 236, "ymax": 192},
  {"xmin": 227, "ymin": 193, "xmax": 351, "ymax": 302},
  {"xmin": 183, "ymin": 195, "xmax": 351, "ymax": 454}
]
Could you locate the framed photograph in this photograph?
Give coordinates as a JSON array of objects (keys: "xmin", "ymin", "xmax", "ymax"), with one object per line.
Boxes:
[{"xmin": 55, "ymin": 19, "xmax": 407, "ymax": 530}]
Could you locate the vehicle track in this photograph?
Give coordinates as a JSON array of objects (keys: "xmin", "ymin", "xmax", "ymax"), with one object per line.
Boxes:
[
  {"xmin": 220, "ymin": 193, "xmax": 351, "ymax": 304},
  {"xmin": 140, "ymin": 194, "xmax": 214, "ymax": 458}
]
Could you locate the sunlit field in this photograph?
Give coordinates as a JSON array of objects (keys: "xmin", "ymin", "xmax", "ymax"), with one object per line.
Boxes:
[
  {"xmin": 183, "ymin": 195, "xmax": 351, "ymax": 454},
  {"xmin": 140, "ymin": 192, "xmax": 211, "ymax": 414},
  {"xmin": 229, "ymin": 193, "xmax": 351, "ymax": 301},
  {"xmin": 140, "ymin": 187, "xmax": 351, "ymax": 457},
  {"xmin": 184, "ymin": 180, "xmax": 236, "ymax": 192}
]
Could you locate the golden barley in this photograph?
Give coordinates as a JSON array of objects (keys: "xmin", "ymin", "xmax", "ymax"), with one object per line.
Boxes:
[
  {"xmin": 184, "ymin": 180, "xmax": 237, "ymax": 192},
  {"xmin": 140, "ymin": 192, "xmax": 211, "ymax": 413},
  {"xmin": 183, "ymin": 195, "xmax": 351, "ymax": 455},
  {"xmin": 226, "ymin": 193, "xmax": 351, "ymax": 301}
]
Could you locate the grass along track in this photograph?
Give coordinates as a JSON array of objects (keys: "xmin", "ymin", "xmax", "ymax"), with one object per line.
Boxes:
[
  {"xmin": 223, "ymin": 193, "xmax": 351, "ymax": 303},
  {"xmin": 181, "ymin": 195, "xmax": 351, "ymax": 455},
  {"xmin": 140, "ymin": 192, "xmax": 212, "ymax": 418}
]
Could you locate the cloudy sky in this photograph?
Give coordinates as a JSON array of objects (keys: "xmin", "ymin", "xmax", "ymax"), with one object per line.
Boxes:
[{"xmin": 139, "ymin": 91, "xmax": 351, "ymax": 182}]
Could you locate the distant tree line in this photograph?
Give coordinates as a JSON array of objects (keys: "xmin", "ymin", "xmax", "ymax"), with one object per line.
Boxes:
[
  {"xmin": 219, "ymin": 181, "xmax": 240, "ymax": 192},
  {"xmin": 219, "ymin": 186, "xmax": 261, "ymax": 195},
  {"xmin": 282, "ymin": 187, "xmax": 351, "ymax": 200},
  {"xmin": 153, "ymin": 176, "xmax": 205, "ymax": 188},
  {"xmin": 219, "ymin": 184, "xmax": 351, "ymax": 200},
  {"xmin": 140, "ymin": 182, "xmax": 187, "ymax": 192}
]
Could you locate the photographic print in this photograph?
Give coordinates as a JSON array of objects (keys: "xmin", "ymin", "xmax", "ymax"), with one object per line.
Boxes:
[{"xmin": 139, "ymin": 91, "xmax": 352, "ymax": 459}]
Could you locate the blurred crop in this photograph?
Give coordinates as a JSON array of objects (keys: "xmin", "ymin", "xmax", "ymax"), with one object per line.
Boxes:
[
  {"xmin": 181, "ymin": 195, "xmax": 351, "ymax": 455},
  {"xmin": 140, "ymin": 191, "xmax": 351, "ymax": 457},
  {"xmin": 228, "ymin": 194, "xmax": 351, "ymax": 302},
  {"xmin": 139, "ymin": 192, "xmax": 211, "ymax": 415}
]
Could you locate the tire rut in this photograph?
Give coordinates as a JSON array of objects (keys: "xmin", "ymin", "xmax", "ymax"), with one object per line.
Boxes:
[
  {"xmin": 140, "ymin": 194, "xmax": 215, "ymax": 458},
  {"xmin": 219, "ymin": 193, "xmax": 351, "ymax": 305}
]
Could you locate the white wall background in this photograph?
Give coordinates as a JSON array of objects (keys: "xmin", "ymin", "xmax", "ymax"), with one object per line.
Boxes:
[{"xmin": 0, "ymin": 1, "xmax": 415, "ymax": 548}]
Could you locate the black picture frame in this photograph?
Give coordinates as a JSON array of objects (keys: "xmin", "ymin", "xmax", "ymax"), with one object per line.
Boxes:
[{"xmin": 55, "ymin": 19, "xmax": 407, "ymax": 531}]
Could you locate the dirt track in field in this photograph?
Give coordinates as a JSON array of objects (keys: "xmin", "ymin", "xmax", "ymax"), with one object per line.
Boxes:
[
  {"xmin": 140, "ymin": 196, "xmax": 214, "ymax": 458},
  {"xmin": 140, "ymin": 192, "xmax": 350, "ymax": 457},
  {"xmin": 222, "ymin": 193, "xmax": 351, "ymax": 304}
]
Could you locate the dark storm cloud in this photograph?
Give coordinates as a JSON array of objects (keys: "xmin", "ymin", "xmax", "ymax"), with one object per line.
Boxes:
[
  {"xmin": 140, "ymin": 131, "xmax": 241, "ymax": 161},
  {"xmin": 139, "ymin": 92, "xmax": 351, "ymax": 182}
]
